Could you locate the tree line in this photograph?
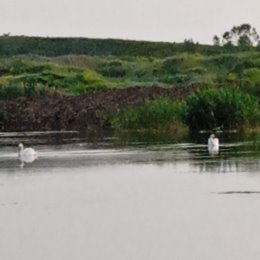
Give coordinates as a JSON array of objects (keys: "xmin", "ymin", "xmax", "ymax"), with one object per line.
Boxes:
[
  {"xmin": 0, "ymin": 26, "xmax": 259, "ymax": 58},
  {"xmin": 213, "ymin": 23, "xmax": 260, "ymax": 48}
]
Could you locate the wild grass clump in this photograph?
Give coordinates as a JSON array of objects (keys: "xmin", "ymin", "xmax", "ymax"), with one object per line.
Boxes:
[
  {"xmin": 110, "ymin": 97, "xmax": 188, "ymax": 129},
  {"xmin": 72, "ymin": 83, "xmax": 107, "ymax": 94},
  {"xmin": 244, "ymin": 68, "xmax": 260, "ymax": 87},
  {"xmin": 110, "ymin": 88, "xmax": 260, "ymax": 133},
  {"xmin": 0, "ymin": 82, "xmax": 55, "ymax": 100},
  {"xmin": 98, "ymin": 60, "xmax": 127, "ymax": 78},
  {"xmin": 186, "ymin": 87, "xmax": 260, "ymax": 130}
]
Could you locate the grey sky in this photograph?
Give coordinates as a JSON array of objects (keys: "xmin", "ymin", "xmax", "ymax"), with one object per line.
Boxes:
[{"xmin": 1, "ymin": 0, "xmax": 259, "ymax": 44}]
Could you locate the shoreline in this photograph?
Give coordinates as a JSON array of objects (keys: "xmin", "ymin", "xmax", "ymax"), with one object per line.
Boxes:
[{"xmin": 0, "ymin": 85, "xmax": 197, "ymax": 132}]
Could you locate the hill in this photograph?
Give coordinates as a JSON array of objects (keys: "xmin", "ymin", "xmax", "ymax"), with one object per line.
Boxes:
[
  {"xmin": 0, "ymin": 35, "xmax": 242, "ymax": 57},
  {"xmin": 0, "ymin": 36, "xmax": 259, "ymax": 132}
]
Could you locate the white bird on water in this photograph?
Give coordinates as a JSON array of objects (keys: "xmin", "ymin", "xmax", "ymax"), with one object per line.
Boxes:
[
  {"xmin": 18, "ymin": 143, "xmax": 38, "ymax": 167},
  {"xmin": 208, "ymin": 134, "xmax": 219, "ymax": 153}
]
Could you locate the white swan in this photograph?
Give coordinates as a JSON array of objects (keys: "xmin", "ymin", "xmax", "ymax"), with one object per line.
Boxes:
[
  {"xmin": 18, "ymin": 143, "xmax": 38, "ymax": 167},
  {"xmin": 208, "ymin": 134, "xmax": 219, "ymax": 153}
]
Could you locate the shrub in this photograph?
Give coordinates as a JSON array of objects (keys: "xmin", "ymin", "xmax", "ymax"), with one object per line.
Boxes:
[
  {"xmin": 160, "ymin": 56, "xmax": 180, "ymax": 74},
  {"xmin": 98, "ymin": 60, "xmax": 126, "ymax": 78},
  {"xmin": 83, "ymin": 69, "xmax": 105, "ymax": 84},
  {"xmin": 244, "ymin": 68, "xmax": 260, "ymax": 87},
  {"xmin": 205, "ymin": 54, "xmax": 240, "ymax": 70}
]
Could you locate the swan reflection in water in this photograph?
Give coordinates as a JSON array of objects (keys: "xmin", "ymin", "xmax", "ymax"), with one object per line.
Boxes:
[
  {"xmin": 18, "ymin": 143, "xmax": 38, "ymax": 168},
  {"xmin": 208, "ymin": 134, "xmax": 219, "ymax": 155}
]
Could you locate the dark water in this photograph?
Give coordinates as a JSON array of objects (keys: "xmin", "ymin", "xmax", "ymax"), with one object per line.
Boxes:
[{"xmin": 0, "ymin": 132, "xmax": 260, "ymax": 260}]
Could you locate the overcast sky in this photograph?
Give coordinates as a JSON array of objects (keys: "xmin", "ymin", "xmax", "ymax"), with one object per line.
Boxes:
[{"xmin": 1, "ymin": 0, "xmax": 259, "ymax": 44}]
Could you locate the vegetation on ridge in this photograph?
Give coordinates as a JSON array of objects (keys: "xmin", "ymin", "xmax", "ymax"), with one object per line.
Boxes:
[{"xmin": 0, "ymin": 24, "xmax": 260, "ymax": 133}]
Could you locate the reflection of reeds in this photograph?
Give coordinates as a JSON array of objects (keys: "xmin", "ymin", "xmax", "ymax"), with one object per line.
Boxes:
[{"xmin": 112, "ymin": 125, "xmax": 189, "ymax": 145}]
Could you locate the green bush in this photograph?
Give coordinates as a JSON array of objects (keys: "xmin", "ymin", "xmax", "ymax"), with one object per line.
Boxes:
[
  {"xmin": 160, "ymin": 57, "xmax": 180, "ymax": 74},
  {"xmin": 186, "ymin": 87, "xmax": 260, "ymax": 130},
  {"xmin": 98, "ymin": 60, "xmax": 126, "ymax": 78},
  {"xmin": 160, "ymin": 74, "xmax": 192, "ymax": 84},
  {"xmin": 244, "ymin": 68, "xmax": 260, "ymax": 87},
  {"xmin": 205, "ymin": 54, "xmax": 240, "ymax": 71},
  {"xmin": 83, "ymin": 69, "xmax": 105, "ymax": 84}
]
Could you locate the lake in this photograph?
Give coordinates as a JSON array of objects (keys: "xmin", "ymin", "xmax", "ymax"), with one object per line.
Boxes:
[{"xmin": 0, "ymin": 133, "xmax": 260, "ymax": 260}]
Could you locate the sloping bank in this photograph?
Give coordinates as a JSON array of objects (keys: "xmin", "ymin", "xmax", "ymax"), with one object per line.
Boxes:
[{"xmin": 0, "ymin": 85, "xmax": 198, "ymax": 132}]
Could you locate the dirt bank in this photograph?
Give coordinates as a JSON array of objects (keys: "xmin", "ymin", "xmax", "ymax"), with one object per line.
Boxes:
[{"xmin": 0, "ymin": 85, "xmax": 198, "ymax": 132}]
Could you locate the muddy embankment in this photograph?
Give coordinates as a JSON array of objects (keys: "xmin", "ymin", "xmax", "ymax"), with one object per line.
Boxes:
[{"xmin": 0, "ymin": 85, "xmax": 198, "ymax": 132}]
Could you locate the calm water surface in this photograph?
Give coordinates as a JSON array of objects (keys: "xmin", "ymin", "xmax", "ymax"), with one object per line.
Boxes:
[{"xmin": 0, "ymin": 136, "xmax": 260, "ymax": 260}]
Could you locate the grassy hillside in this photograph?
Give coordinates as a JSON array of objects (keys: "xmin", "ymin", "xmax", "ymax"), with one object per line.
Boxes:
[
  {"xmin": 0, "ymin": 36, "xmax": 259, "ymax": 131},
  {"xmin": 0, "ymin": 50, "xmax": 260, "ymax": 97},
  {"xmin": 0, "ymin": 35, "xmax": 234, "ymax": 57}
]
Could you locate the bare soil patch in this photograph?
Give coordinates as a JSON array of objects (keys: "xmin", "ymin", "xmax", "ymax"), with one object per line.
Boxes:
[{"xmin": 0, "ymin": 85, "xmax": 198, "ymax": 132}]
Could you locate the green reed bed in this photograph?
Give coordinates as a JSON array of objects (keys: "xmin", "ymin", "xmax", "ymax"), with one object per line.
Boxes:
[
  {"xmin": 110, "ymin": 87, "xmax": 260, "ymax": 133},
  {"xmin": 186, "ymin": 87, "xmax": 260, "ymax": 130},
  {"xmin": 110, "ymin": 97, "xmax": 187, "ymax": 129}
]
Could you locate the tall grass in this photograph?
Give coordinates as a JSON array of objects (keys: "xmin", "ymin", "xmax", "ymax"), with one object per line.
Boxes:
[
  {"xmin": 110, "ymin": 87, "xmax": 260, "ymax": 132},
  {"xmin": 110, "ymin": 97, "xmax": 187, "ymax": 129},
  {"xmin": 186, "ymin": 87, "xmax": 260, "ymax": 130},
  {"xmin": 0, "ymin": 82, "xmax": 54, "ymax": 99}
]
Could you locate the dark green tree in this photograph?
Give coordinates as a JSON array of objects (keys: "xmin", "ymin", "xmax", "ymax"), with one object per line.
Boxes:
[
  {"xmin": 219, "ymin": 23, "xmax": 260, "ymax": 47},
  {"xmin": 213, "ymin": 35, "xmax": 220, "ymax": 46}
]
